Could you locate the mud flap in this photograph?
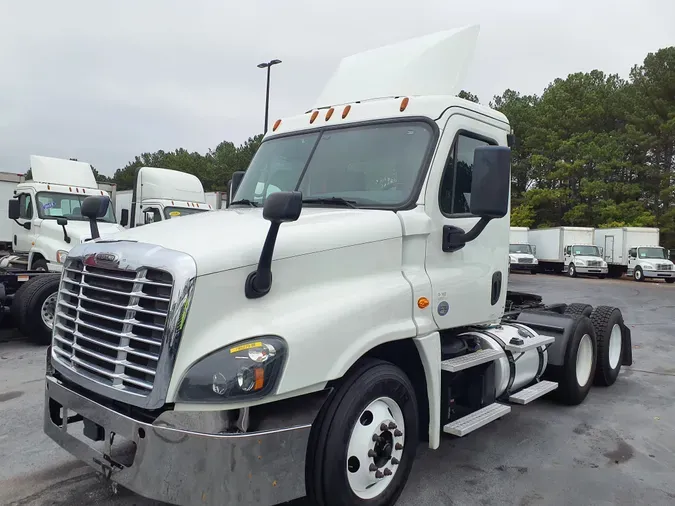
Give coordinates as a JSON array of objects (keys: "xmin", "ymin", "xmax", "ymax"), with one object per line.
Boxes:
[{"xmin": 621, "ymin": 323, "xmax": 633, "ymax": 366}]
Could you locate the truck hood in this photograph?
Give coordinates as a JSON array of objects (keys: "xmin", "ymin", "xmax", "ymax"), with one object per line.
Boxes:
[
  {"xmin": 573, "ymin": 255, "xmax": 605, "ymax": 263},
  {"xmin": 41, "ymin": 219, "xmax": 125, "ymax": 244},
  {"xmin": 105, "ymin": 207, "xmax": 404, "ymax": 276},
  {"xmin": 509, "ymin": 253, "xmax": 535, "ymax": 260},
  {"xmin": 637, "ymin": 258, "xmax": 674, "ymax": 267}
]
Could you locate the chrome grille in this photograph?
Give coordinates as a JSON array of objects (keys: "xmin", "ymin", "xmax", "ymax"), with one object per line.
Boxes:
[
  {"xmin": 517, "ymin": 258, "xmax": 533, "ymax": 264},
  {"xmin": 656, "ymin": 264, "xmax": 673, "ymax": 271},
  {"xmin": 587, "ymin": 260, "xmax": 601, "ymax": 267},
  {"xmin": 52, "ymin": 257, "xmax": 173, "ymax": 396}
]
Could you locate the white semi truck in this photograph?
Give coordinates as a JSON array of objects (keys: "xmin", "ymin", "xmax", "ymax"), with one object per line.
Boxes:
[
  {"xmin": 529, "ymin": 226, "xmax": 608, "ymax": 278},
  {"xmin": 115, "ymin": 166, "xmax": 212, "ymax": 228},
  {"xmin": 508, "ymin": 226, "xmax": 537, "ymax": 274},
  {"xmin": 595, "ymin": 227, "xmax": 674, "ymax": 282},
  {"xmin": 43, "ymin": 27, "xmax": 633, "ymax": 506}
]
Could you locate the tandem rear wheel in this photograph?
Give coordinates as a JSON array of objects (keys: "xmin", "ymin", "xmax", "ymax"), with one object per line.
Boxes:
[
  {"xmin": 12, "ymin": 274, "xmax": 61, "ymax": 345},
  {"xmin": 306, "ymin": 358, "xmax": 418, "ymax": 506}
]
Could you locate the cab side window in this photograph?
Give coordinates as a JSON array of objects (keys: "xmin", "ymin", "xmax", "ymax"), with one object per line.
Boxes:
[
  {"xmin": 439, "ymin": 133, "xmax": 494, "ymax": 216},
  {"xmin": 19, "ymin": 194, "xmax": 33, "ymax": 219},
  {"xmin": 142, "ymin": 208, "xmax": 162, "ymax": 225},
  {"xmin": 629, "ymin": 248, "xmax": 637, "ymax": 258}
]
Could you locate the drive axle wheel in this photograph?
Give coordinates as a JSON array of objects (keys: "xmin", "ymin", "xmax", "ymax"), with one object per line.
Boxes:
[
  {"xmin": 306, "ymin": 359, "xmax": 418, "ymax": 506},
  {"xmin": 564, "ymin": 303, "xmax": 593, "ymax": 318},
  {"xmin": 590, "ymin": 306, "xmax": 625, "ymax": 386}
]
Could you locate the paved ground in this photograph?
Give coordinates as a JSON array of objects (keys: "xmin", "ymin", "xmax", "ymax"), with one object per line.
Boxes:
[{"xmin": 1, "ymin": 274, "xmax": 674, "ymax": 505}]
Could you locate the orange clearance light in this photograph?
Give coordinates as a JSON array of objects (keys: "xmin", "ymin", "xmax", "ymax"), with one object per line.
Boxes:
[
  {"xmin": 69, "ymin": 186, "xmax": 72, "ymax": 192},
  {"xmin": 325, "ymin": 107, "xmax": 334, "ymax": 121},
  {"xmin": 273, "ymin": 119, "xmax": 282, "ymax": 131},
  {"xmin": 400, "ymin": 97, "xmax": 409, "ymax": 112},
  {"xmin": 342, "ymin": 104, "xmax": 351, "ymax": 119},
  {"xmin": 254, "ymin": 367, "xmax": 265, "ymax": 391},
  {"xmin": 47, "ymin": 185, "xmax": 51, "ymax": 190},
  {"xmin": 417, "ymin": 297, "xmax": 430, "ymax": 309},
  {"xmin": 310, "ymin": 110, "xmax": 319, "ymax": 123}
]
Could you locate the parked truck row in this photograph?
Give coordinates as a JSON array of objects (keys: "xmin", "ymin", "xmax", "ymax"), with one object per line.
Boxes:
[
  {"xmin": 0, "ymin": 156, "xmax": 226, "ymax": 344},
  {"xmin": 42, "ymin": 27, "xmax": 634, "ymax": 506},
  {"xmin": 509, "ymin": 226, "xmax": 674, "ymax": 282}
]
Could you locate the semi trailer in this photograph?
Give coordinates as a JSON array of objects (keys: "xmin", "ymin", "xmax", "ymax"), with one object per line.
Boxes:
[
  {"xmin": 43, "ymin": 26, "xmax": 632, "ymax": 506},
  {"xmin": 594, "ymin": 227, "xmax": 674, "ymax": 282}
]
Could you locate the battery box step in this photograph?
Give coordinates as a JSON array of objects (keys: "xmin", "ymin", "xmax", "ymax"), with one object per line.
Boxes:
[
  {"xmin": 508, "ymin": 380, "xmax": 558, "ymax": 405},
  {"xmin": 441, "ymin": 348, "xmax": 502, "ymax": 373},
  {"xmin": 443, "ymin": 403, "xmax": 511, "ymax": 437}
]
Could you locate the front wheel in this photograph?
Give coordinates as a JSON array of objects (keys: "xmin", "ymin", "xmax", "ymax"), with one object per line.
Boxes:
[
  {"xmin": 568, "ymin": 264, "xmax": 577, "ymax": 278},
  {"xmin": 306, "ymin": 359, "xmax": 418, "ymax": 506},
  {"xmin": 15, "ymin": 274, "xmax": 61, "ymax": 345},
  {"xmin": 634, "ymin": 267, "xmax": 644, "ymax": 282},
  {"xmin": 665, "ymin": 278, "xmax": 675, "ymax": 284}
]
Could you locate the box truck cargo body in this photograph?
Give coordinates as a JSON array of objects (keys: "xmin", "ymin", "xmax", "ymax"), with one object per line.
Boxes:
[{"xmin": 0, "ymin": 172, "xmax": 24, "ymax": 249}]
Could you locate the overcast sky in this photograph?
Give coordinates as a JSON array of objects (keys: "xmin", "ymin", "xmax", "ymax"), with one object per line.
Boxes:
[{"xmin": 1, "ymin": 0, "xmax": 673, "ymax": 176}]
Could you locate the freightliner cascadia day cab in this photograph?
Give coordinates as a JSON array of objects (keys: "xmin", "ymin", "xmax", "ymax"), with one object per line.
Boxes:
[
  {"xmin": 44, "ymin": 27, "xmax": 633, "ymax": 506},
  {"xmin": 594, "ymin": 227, "xmax": 674, "ymax": 282},
  {"xmin": 529, "ymin": 226, "xmax": 608, "ymax": 278},
  {"xmin": 508, "ymin": 226, "xmax": 538, "ymax": 274},
  {"xmin": 115, "ymin": 166, "xmax": 212, "ymax": 228}
]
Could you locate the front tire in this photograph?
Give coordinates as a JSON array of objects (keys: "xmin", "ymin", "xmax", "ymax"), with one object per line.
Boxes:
[
  {"xmin": 546, "ymin": 315, "xmax": 597, "ymax": 405},
  {"xmin": 568, "ymin": 264, "xmax": 577, "ymax": 278},
  {"xmin": 16, "ymin": 274, "xmax": 61, "ymax": 345},
  {"xmin": 31, "ymin": 258, "xmax": 49, "ymax": 271},
  {"xmin": 590, "ymin": 306, "xmax": 625, "ymax": 386},
  {"xmin": 634, "ymin": 267, "xmax": 644, "ymax": 282},
  {"xmin": 666, "ymin": 278, "xmax": 675, "ymax": 284},
  {"xmin": 306, "ymin": 359, "xmax": 418, "ymax": 506}
]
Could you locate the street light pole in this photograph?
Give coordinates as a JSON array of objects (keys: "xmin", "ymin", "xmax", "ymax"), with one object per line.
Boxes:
[{"xmin": 257, "ymin": 59, "xmax": 282, "ymax": 134}]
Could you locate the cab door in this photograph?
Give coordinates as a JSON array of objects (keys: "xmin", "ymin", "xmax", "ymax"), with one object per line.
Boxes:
[
  {"xmin": 423, "ymin": 110, "xmax": 509, "ymax": 329},
  {"xmin": 13, "ymin": 192, "xmax": 37, "ymax": 253}
]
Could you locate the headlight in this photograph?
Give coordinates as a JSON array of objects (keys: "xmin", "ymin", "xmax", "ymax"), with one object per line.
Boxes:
[
  {"xmin": 176, "ymin": 336, "xmax": 287, "ymax": 403},
  {"xmin": 509, "ymin": 255, "xmax": 516, "ymax": 263},
  {"xmin": 533, "ymin": 258, "xmax": 539, "ymax": 264},
  {"xmin": 601, "ymin": 261, "xmax": 607, "ymax": 267},
  {"xmin": 643, "ymin": 264, "xmax": 654, "ymax": 270},
  {"xmin": 575, "ymin": 259, "xmax": 586, "ymax": 266},
  {"xmin": 56, "ymin": 250, "xmax": 68, "ymax": 263}
]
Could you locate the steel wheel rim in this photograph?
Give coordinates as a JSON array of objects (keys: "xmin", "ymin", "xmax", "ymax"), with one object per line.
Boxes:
[
  {"xmin": 346, "ymin": 396, "xmax": 405, "ymax": 499},
  {"xmin": 569, "ymin": 265, "xmax": 575, "ymax": 276},
  {"xmin": 41, "ymin": 293, "xmax": 58, "ymax": 330},
  {"xmin": 608, "ymin": 324, "xmax": 622, "ymax": 369},
  {"xmin": 576, "ymin": 334, "xmax": 593, "ymax": 387},
  {"xmin": 635, "ymin": 269, "xmax": 641, "ymax": 280}
]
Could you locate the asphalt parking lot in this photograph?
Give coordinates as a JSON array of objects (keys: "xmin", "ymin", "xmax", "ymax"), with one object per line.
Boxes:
[{"xmin": 1, "ymin": 274, "xmax": 674, "ymax": 506}]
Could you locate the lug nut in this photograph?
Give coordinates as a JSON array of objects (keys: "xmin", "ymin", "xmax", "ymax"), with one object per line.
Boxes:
[
  {"xmin": 372, "ymin": 434, "xmax": 380, "ymax": 442},
  {"xmin": 369, "ymin": 464, "xmax": 378, "ymax": 472},
  {"xmin": 391, "ymin": 457, "xmax": 400, "ymax": 465},
  {"xmin": 380, "ymin": 423, "xmax": 388, "ymax": 431},
  {"xmin": 395, "ymin": 443, "xmax": 403, "ymax": 451},
  {"xmin": 375, "ymin": 470, "xmax": 384, "ymax": 479},
  {"xmin": 388, "ymin": 422, "xmax": 397, "ymax": 429},
  {"xmin": 368, "ymin": 450, "xmax": 377, "ymax": 458},
  {"xmin": 384, "ymin": 468, "xmax": 393, "ymax": 476},
  {"xmin": 394, "ymin": 429, "xmax": 403, "ymax": 437}
]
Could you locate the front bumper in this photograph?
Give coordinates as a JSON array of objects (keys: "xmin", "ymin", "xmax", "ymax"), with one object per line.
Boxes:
[
  {"xmin": 44, "ymin": 376, "xmax": 312, "ymax": 506},
  {"xmin": 643, "ymin": 270, "xmax": 675, "ymax": 279},
  {"xmin": 510, "ymin": 263, "xmax": 537, "ymax": 271},
  {"xmin": 575, "ymin": 266, "xmax": 608, "ymax": 275}
]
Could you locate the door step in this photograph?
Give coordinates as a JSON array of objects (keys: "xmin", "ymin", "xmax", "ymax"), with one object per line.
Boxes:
[
  {"xmin": 503, "ymin": 333, "xmax": 555, "ymax": 353},
  {"xmin": 441, "ymin": 348, "xmax": 502, "ymax": 373},
  {"xmin": 443, "ymin": 403, "xmax": 511, "ymax": 437},
  {"xmin": 508, "ymin": 380, "xmax": 558, "ymax": 405}
]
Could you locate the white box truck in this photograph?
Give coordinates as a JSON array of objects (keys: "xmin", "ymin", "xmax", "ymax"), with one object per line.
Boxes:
[
  {"xmin": 529, "ymin": 226, "xmax": 607, "ymax": 278},
  {"xmin": 595, "ymin": 227, "xmax": 674, "ymax": 283},
  {"xmin": 43, "ymin": 27, "xmax": 633, "ymax": 506},
  {"xmin": 0, "ymin": 172, "xmax": 25, "ymax": 251},
  {"xmin": 116, "ymin": 167, "xmax": 213, "ymax": 228},
  {"xmin": 508, "ymin": 226, "xmax": 537, "ymax": 274}
]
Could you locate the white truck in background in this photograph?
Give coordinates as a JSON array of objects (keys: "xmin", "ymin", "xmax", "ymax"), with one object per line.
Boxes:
[
  {"xmin": 529, "ymin": 226, "xmax": 608, "ymax": 278},
  {"xmin": 116, "ymin": 166, "xmax": 213, "ymax": 228},
  {"xmin": 508, "ymin": 226, "xmax": 537, "ymax": 274},
  {"xmin": 0, "ymin": 172, "xmax": 26, "ymax": 251},
  {"xmin": 595, "ymin": 227, "xmax": 674, "ymax": 283},
  {"xmin": 43, "ymin": 27, "xmax": 633, "ymax": 506}
]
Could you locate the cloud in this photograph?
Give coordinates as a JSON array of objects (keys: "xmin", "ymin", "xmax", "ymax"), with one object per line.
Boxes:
[{"xmin": 0, "ymin": 0, "xmax": 673, "ymax": 175}]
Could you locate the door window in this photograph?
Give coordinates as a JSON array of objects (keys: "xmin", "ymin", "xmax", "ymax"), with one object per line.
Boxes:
[
  {"xmin": 438, "ymin": 133, "xmax": 494, "ymax": 216},
  {"xmin": 629, "ymin": 248, "xmax": 637, "ymax": 259},
  {"xmin": 19, "ymin": 194, "xmax": 33, "ymax": 219},
  {"xmin": 143, "ymin": 208, "xmax": 162, "ymax": 225}
]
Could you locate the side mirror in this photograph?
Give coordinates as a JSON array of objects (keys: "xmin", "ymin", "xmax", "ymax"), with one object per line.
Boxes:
[
  {"xmin": 8, "ymin": 199, "xmax": 20, "ymax": 220},
  {"xmin": 229, "ymin": 171, "xmax": 246, "ymax": 204},
  {"xmin": 81, "ymin": 196, "xmax": 109, "ymax": 240},
  {"xmin": 120, "ymin": 209, "xmax": 129, "ymax": 227},
  {"xmin": 532, "ymin": 245, "xmax": 537, "ymax": 256},
  {"xmin": 56, "ymin": 218, "xmax": 71, "ymax": 244},
  {"xmin": 443, "ymin": 146, "xmax": 511, "ymax": 253},
  {"xmin": 245, "ymin": 191, "xmax": 303, "ymax": 299},
  {"xmin": 600, "ymin": 247, "xmax": 604, "ymax": 256}
]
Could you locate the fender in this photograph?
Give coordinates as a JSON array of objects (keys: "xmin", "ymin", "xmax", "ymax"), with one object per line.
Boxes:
[{"xmin": 413, "ymin": 331, "xmax": 441, "ymax": 449}]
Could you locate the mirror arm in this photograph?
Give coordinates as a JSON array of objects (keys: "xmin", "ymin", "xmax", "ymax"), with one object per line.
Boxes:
[
  {"xmin": 61, "ymin": 225, "xmax": 71, "ymax": 244},
  {"xmin": 245, "ymin": 222, "xmax": 281, "ymax": 299},
  {"xmin": 443, "ymin": 217, "xmax": 492, "ymax": 253},
  {"xmin": 89, "ymin": 219, "xmax": 100, "ymax": 240}
]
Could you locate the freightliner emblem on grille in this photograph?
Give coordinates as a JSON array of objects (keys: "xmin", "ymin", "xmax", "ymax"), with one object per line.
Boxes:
[{"xmin": 93, "ymin": 252, "xmax": 120, "ymax": 264}]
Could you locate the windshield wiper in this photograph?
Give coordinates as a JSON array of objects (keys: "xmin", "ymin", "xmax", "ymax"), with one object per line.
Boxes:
[
  {"xmin": 302, "ymin": 197, "xmax": 358, "ymax": 209},
  {"xmin": 230, "ymin": 199, "xmax": 259, "ymax": 207}
]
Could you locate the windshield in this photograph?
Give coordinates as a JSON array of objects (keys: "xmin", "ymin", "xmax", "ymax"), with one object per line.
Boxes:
[
  {"xmin": 638, "ymin": 247, "xmax": 666, "ymax": 259},
  {"xmin": 509, "ymin": 244, "xmax": 532, "ymax": 254},
  {"xmin": 572, "ymin": 245, "xmax": 600, "ymax": 257},
  {"xmin": 163, "ymin": 207, "xmax": 209, "ymax": 219},
  {"xmin": 232, "ymin": 121, "xmax": 435, "ymax": 208},
  {"xmin": 36, "ymin": 192, "xmax": 116, "ymax": 223}
]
